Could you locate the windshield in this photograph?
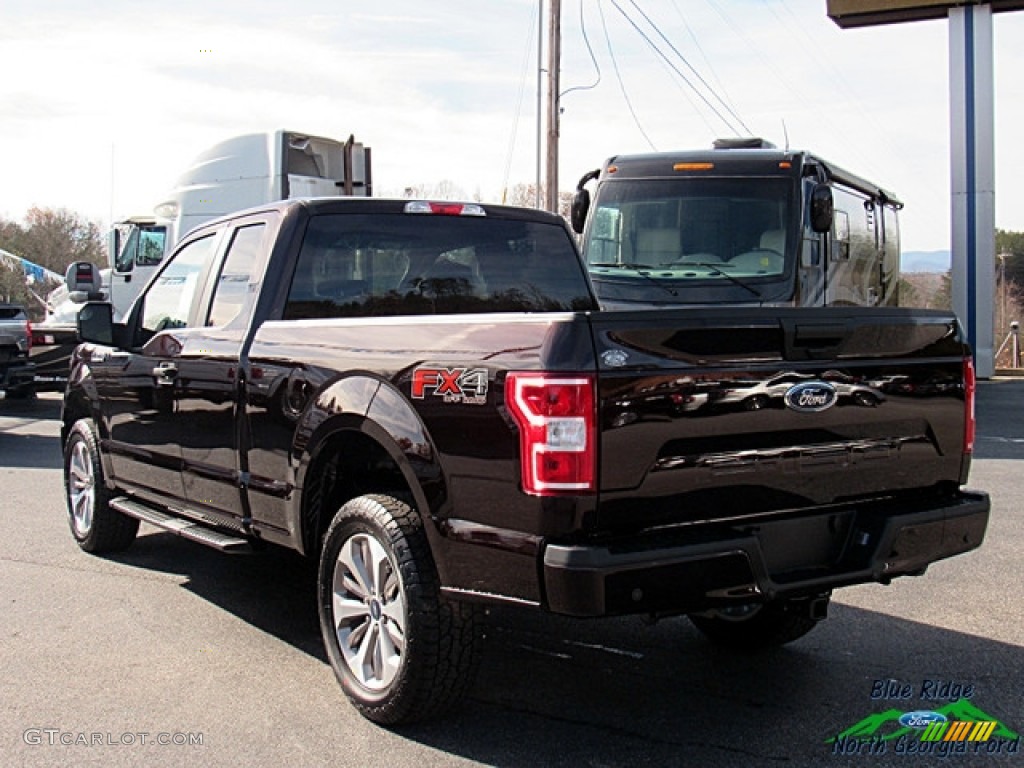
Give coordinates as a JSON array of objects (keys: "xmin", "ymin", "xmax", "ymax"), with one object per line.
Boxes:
[
  {"xmin": 583, "ymin": 178, "xmax": 796, "ymax": 304},
  {"xmin": 113, "ymin": 224, "xmax": 167, "ymax": 273}
]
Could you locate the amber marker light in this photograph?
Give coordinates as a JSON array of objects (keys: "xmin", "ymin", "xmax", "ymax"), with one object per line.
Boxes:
[
  {"xmin": 779, "ymin": 161, "xmax": 792, "ymax": 169},
  {"xmin": 673, "ymin": 162, "xmax": 714, "ymax": 171}
]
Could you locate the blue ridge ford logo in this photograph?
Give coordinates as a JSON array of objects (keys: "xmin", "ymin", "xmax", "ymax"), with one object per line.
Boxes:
[
  {"xmin": 784, "ymin": 381, "xmax": 838, "ymax": 413},
  {"xmin": 898, "ymin": 711, "xmax": 949, "ymax": 729}
]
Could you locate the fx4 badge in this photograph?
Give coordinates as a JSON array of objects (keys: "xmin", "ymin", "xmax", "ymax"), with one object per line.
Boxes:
[{"xmin": 411, "ymin": 367, "xmax": 489, "ymax": 404}]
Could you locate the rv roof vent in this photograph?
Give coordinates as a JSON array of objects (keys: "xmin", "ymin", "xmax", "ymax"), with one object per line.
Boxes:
[{"xmin": 713, "ymin": 137, "xmax": 777, "ymax": 150}]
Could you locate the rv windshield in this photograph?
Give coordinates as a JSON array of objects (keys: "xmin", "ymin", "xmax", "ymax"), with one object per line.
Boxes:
[{"xmin": 583, "ymin": 178, "xmax": 796, "ymax": 305}]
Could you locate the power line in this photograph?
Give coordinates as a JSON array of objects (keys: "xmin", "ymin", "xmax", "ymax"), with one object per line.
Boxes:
[
  {"xmin": 609, "ymin": 0, "xmax": 742, "ymax": 136},
  {"xmin": 560, "ymin": 0, "xmax": 602, "ymax": 101},
  {"xmin": 700, "ymin": 0, "xmax": 929, "ymax": 207},
  {"xmin": 597, "ymin": 0, "xmax": 657, "ymax": 151},
  {"xmin": 501, "ymin": 6, "xmax": 537, "ymax": 204},
  {"xmin": 668, "ymin": 0, "xmax": 740, "ymax": 122},
  {"xmin": 627, "ymin": 0, "xmax": 753, "ymax": 135}
]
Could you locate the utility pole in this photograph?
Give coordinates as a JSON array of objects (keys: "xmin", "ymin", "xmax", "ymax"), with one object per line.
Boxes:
[
  {"xmin": 998, "ymin": 252, "xmax": 1007, "ymax": 336},
  {"xmin": 545, "ymin": 0, "xmax": 561, "ymax": 214},
  {"xmin": 535, "ymin": 0, "xmax": 543, "ymax": 209}
]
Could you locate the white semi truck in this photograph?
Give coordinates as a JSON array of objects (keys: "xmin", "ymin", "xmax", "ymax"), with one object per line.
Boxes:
[
  {"xmin": 108, "ymin": 130, "xmax": 372, "ymax": 316},
  {"xmin": 33, "ymin": 130, "xmax": 371, "ymax": 390}
]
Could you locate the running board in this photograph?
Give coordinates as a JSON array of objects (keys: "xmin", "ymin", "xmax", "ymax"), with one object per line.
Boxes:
[{"xmin": 111, "ymin": 497, "xmax": 252, "ymax": 553}]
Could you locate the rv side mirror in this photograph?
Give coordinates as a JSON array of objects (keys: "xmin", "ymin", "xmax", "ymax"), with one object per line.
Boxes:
[
  {"xmin": 570, "ymin": 189, "xmax": 590, "ymax": 234},
  {"xmin": 77, "ymin": 302, "xmax": 114, "ymax": 346},
  {"xmin": 811, "ymin": 184, "xmax": 834, "ymax": 233}
]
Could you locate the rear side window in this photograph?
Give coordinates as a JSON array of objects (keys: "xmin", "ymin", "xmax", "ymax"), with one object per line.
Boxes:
[
  {"xmin": 283, "ymin": 213, "xmax": 594, "ymax": 319},
  {"xmin": 207, "ymin": 223, "xmax": 266, "ymax": 327}
]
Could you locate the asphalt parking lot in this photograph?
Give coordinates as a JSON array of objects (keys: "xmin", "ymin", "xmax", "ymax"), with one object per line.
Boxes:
[{"xmin": 1, "ymin": 384, "xmax": 1021, "ymax": 767}]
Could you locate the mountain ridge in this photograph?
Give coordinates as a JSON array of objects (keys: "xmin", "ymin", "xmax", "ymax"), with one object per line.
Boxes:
[{"xmin": 902, "ymin": 250, "xmax": 951, "ymax": 273}]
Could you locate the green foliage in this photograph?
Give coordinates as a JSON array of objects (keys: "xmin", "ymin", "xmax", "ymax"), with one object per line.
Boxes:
[
  {"xmin": 0, "ymin": 207, "xmax": 105, "ymax": 317},
  {"xmin": 897, "ymin": 277, "xmax": 918, "ymax": 307},
  {"xmin": 898, "ymin": 272, "xmax": 951, "ymax": 310},
  {"xmin": 996, "ymin": 228, "xmax": 1024, "ymax": 285},
  {"xmin": 934, "ymin": 270, "xmax": 952, "ymax": 310}
]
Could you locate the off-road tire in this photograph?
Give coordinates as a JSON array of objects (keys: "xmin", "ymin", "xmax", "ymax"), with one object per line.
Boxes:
[
  {"xmin": 64, "ymin": 419, "xmax": 139, "ymax": 552},
  {"xmin": 317, "ymin": 494, "xmax": 484, "ymax": 725},
  {"xmin": 689, "ymin": 601, "xmax": 819, "ymax": 649}
]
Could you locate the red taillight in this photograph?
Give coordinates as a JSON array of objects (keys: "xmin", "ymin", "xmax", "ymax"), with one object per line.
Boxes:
[
  {"xmin": 25, "ymin": 319, "xmax": 32, "ymax": 352},
  {"xmin": 403, "ymin": 201, "xmax": 486, "ymax": 217},
  {"xmin": 964, "ymin": 356, "xmax": 976, "ymax": 455},
  {"xmin": 506, "ymin": 373, "xmax": 596, "ymax": 495}
]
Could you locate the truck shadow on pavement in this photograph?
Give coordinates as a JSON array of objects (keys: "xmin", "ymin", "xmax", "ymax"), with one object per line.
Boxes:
[
  {"xmin": 0, "ymin": 432, "xmax": 61, "ymax": 468},
  {"xmin": 107, "ymin": 529, "xmax": 1021, "ymax": 767},
  {"xmin": 412, "ymin": 603, "xmax": 1023, "ymax": 766},
  {"xmin": 0, "ymin": 393, "xmax": 63, "ymax": 469},
  {"xmin": 110, "ymin": 530, "xmax": 326, "ymax": 660}
]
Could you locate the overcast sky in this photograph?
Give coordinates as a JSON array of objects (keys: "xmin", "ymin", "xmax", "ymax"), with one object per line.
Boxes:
[{"xmin": 2, "ymin": 0, "xmax": 1024, "ymax": 252}]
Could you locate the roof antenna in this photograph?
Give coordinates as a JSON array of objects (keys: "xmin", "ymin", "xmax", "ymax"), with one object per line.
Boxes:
[{"xmin": 781, "ymin": 119, "xmax": 790, "ymax": 152}]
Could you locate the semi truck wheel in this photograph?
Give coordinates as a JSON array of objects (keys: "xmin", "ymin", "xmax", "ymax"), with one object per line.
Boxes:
[
  {"xmin": 63, "ymin": 419, "xmax": 139, "ymax": 552},
  {"xmin": 318, "ymin": 494, "xmax": 483, "ymax": 724}
]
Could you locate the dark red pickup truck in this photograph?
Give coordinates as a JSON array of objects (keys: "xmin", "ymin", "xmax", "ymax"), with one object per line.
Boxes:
[{"xmin": 62, "ymin": 198, "xmax": 988, "ymax": 724}]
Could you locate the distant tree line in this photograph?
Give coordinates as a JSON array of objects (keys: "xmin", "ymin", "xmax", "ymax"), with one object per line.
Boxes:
[
  {"xmin": 996, "ymin": 228, "xmax": 1024, "ymax": 285},
  {"xmin": 901, "ymin": 228, "xmax": 1024, "ymax": 367},
  {"xmin": 0, "ymin": 207, "xmax": 105, "ymax": 318}
]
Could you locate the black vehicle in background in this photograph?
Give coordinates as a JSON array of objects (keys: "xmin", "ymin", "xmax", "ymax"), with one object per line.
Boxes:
[{"xmin": 0, "ymin": 303, "xmax": 35, "ymax": 398}]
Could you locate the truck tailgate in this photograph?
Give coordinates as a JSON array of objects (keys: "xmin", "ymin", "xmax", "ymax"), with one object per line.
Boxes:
[{"xmin": 590, "ymin": 307, "xmax": 970, "ymax": 531}]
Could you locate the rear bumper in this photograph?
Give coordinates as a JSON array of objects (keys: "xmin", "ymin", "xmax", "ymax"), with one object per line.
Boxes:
[
  {"xmin": 0, "ymin": 361, "xmax": 35, "ymax": 394},
  {"xmin": 29, "ymin": 341, "xmax": 75, "ymax": 391},
  {"xmin": 542, "ymin": 490, "xmax": 990, "ymax": 617}
]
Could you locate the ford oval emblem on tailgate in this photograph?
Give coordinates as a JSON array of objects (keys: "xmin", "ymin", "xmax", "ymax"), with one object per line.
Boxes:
[{"xmin": 784, "ymin": 381, "xmax": 837, "ymax": 413}]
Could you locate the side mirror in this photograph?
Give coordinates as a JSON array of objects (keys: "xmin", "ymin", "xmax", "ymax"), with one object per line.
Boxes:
[
  {"xmin": 570, "ymin": 189, "xmax": 590, "ymax": 234},
  {"xmin": 66, "ymin": 261, "xmax": 105, "ymax": 304},
  {"xmin": 77, "ymin": 302, "xmax": 114, "ymax": 346},
  {"xmin": 107, "ymin": 228, "xmax": 125, "ymax": 272},
  {"xmin": 810, "ymin": 184, "xmax": 834, "ymax": 234}
]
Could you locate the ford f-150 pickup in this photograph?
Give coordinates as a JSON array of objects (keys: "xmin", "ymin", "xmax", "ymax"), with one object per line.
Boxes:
[{"xmin": 62, "ymin": 197, "xmax": 989, "ymax": 724}]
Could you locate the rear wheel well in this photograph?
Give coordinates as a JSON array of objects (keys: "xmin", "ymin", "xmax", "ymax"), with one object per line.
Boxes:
[{"xmin": 302, "ymin": 431, "xmax": 414, "ymax": 557}]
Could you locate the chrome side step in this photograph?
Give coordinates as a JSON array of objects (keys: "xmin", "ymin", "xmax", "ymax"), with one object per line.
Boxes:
[{"xmin": 111, "ymin": 497, "xmax": 252, "ymax": 553}]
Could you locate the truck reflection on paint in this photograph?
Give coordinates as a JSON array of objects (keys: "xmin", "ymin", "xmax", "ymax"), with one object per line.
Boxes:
[{"xmin": 605, "ymin": 370, "xmax": 885, "ymax": 428}]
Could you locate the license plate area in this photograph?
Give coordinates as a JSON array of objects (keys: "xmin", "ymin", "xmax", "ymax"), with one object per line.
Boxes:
[{"xmin": 744, "ymin": 511, "xmax": 855, "ymax": 580}]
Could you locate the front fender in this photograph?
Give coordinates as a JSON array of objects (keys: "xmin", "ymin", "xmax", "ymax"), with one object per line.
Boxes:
[{"xmin": 62, "ymin": 347, "xmax": 113, "ymax": 481}]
